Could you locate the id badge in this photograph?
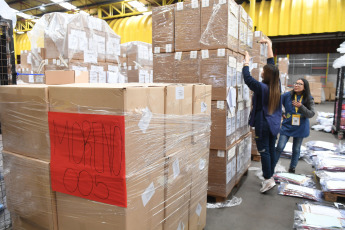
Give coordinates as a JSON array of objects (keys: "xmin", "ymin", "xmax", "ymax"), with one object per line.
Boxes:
[{"xmin": 292, "ymin": 114, "xmax": 300, "ymax": 126}]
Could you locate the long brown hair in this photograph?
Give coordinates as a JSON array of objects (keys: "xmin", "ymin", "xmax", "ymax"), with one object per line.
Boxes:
[{"xmin": 263, "ymin": 64, "xmax": 280, "ymax": 114}]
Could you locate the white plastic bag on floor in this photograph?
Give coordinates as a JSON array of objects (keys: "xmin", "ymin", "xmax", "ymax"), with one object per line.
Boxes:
[{"xmin": 207, "ymin": 196, "xmax": 242, "ymax": 209}]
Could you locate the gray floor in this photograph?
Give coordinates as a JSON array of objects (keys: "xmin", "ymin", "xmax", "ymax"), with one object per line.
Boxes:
[{"xmin": 205, "ymin": 101, "xmax": 339, "ymax": 230}]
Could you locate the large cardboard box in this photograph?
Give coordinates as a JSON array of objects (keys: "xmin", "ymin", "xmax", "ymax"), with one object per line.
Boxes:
[
  {"xmin": 175, "ymin": 2, "xmax": 201, "ymax": 51},
  {"xmin": 45, "ymin": 70, "xmax": 89, "ymax": 84},
  {"xmin": 56, "ymin": 159, "xmax": 165, "ymax": 230},
  {"xmin": 326, "ymin": 82, "xmax": 334, "ymax": 88},
  {"xmin": 252, "ymin": 31, "xmax": 268, "ymax": 64},
  {"xmin": 174, "ymin": 51, "xmax": 200, "ymax": 83},
  {"xmin": 126, "ymin": 41, "xmax": 152, "ymax": 67},
  {"xmin": 324, "ymin": 87, "xmax": 330, "ymax": 101},
  {"xmin": 127, "ymin": 67, "xmax": 153, "ymax": 83},
  {"xmin": 3, "ymin": 151, "xmax": 58, "ymax": 230},
  {"xmin": 305, "ymin": 75, "xmax": 321, "ymax": 83},
  {"xmin": 200, "ymin": 0, "xmax": 239, "ymax": 51},
  {"xmin": 200, "ymin": 49, "xmax": 236, "ymax": 100},
  {"xmin": 236, "ymin": 132, "xmax": 251, "ymax": 184},
  {"xmin": 152, "ymin": 5, "xmax": 175, "ymax": 53},
  {"xmin": 208, "ymin": 144, "xmax": 237, "ymax": 197},
  {"xmin": 238, "ymin": 6, "xmax": 248, "ymax": 54},
  {"xmin": 0, "ymin": 85, "xmax": 50, "ymax": 161},
  {"xmin": 153, "ymin": 53, "xmax": 175, "ymax": 83},
  {"xmin": 210, "ymin": 101, "xmax": 237, "ymax": 150},
  {"xmin": 309, "ymin": 82, "xmax": 323, "ymax": 97},
  {"xmin": 278, "ymin": 57, "xmax": 289, "ymax": 74}
]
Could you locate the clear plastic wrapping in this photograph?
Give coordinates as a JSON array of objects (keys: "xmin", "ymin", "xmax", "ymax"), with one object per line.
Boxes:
[
  {"xmin": 314, "ymin": 155, "xmax": 345, "ymax": 172},
  {"xmin": 200, "ymin": 0, "xmax": 239, "ymax": 51},
  {"xmin": 0, "ymin": 83, "xmax": 211, "ymax": 230},
  {"xmin": 316, "ymin": 171, "xmax": 345, "ymax": 181},
  {"xmin": 320, "ymin": 178, "xmax": 345, "ymax": 194},
  {"xmin": 297, "ymin": 201, "xmax": 345, "ymax": 219},
  {"xmin": 238, "ymin": 6, "xmax": 248, "ymax": 54},
  {"xmin": 306, "ymin": 141, "xmax": 337, "ymax": 152},
  {"xmin": 174, "ymin": 51, "xmax": 200, "ymax": 83},
  {"xmin": 175, "ymin": 1, "xmax": 201, "ymax": 51},
  {"xmin": 278, "ymin": 183, "xmax": 322, "ymax": 201},
  {"xmin": 293, "ymin": 210, "xmax": 345, "ymax": 230},
  {"xmin": 153, "ymin": 53, "xmax": 175, "ymax": 83},
  {"xmin": 273, "ymin": 173, "xmax": 315, "ymax": 188},
  {"xmin": 152, "ymin": 5, "xmax": 175, "ymax": 53},
  {"xmin": 236, "ymin": 132, "xmax": 252, "ymax": 183}
]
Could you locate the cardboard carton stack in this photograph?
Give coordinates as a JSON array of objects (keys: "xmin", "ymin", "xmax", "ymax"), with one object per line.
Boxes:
[
  {"xmin": 324, "ymin": 81, "xmax": 336, "ymax": 101},
  {"xmin": 0, "ymin": 83, "xmax": 211, "ymax": 230},
  {"xmin": 278, "ymin": 57, "xmax": 289, "ymax": 93},
  {"xmin": 305, "ymin": 75, "xmax": 322, "ymax": 103},
  {"xmin": 152, "ymin": 0, "xmax": 252, "ymax": 200}
]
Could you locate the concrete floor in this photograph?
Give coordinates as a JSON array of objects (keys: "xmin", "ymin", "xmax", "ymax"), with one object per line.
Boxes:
[{"xmin": 205, "ymin": 101, "xmax": 339, "ymax": 230}]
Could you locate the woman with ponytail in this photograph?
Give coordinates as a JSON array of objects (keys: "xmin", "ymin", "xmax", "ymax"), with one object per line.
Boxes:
[
  {"xmin": 242, "ymin": 39, "xmax": 282, "ymax": 193},
  {"xmin": 275, "ymin": 78, "xmax": 315, "ymax": 173}
]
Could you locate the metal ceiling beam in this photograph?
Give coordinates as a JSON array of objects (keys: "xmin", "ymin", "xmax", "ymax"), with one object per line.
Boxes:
[{"xmin": 271, "ymin": 32, "xmax": 345, "ymax": 43}]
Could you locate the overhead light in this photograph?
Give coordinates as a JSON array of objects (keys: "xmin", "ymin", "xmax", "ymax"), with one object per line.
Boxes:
[
  {"xmin": 40, "ymin": 5, "xmax": 46, "ymax": 11},
  {"xmin": 128, "ymin": 1, "xmax": 148, "ymax": 12},
  {"xmin": 16, "ymin": 31, "xmax": 24, "ymax": 34},
  {"xmin": 50, "ymin": 0, "xmax": 78, "ymax": 10}
]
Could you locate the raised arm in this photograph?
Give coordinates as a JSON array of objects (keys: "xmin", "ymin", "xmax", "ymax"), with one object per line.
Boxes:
[
  {"xmin": 243, "ymin": 51, "xmax": 261, "ymax": 93},
  {"xmin": 260, "ymin": 39, "xmax": 275, "ymax": 65}
]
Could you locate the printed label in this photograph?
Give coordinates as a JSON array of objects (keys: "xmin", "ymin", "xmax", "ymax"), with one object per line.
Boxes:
[
  {"xmin": 176, "ymin": 86, "xmax": 185, "ymax": 100},
  {"xmin": 154, "ymin": 47, "xmax": 160, "ymax": 54},
  {"xmin": 89, "ymin": 71, "xmax": 98, "ymax": 83},
  {"xmin": 199, "ymin": 159, "xmax": 206, "ymax": 170},
  {"xmin": 192, "ymin": 0, "xmax": 199, "ymax": 8},
  {"xmin": 172, "ymin": 158, "xmax": 181, "ymax": 180},
  {"xmin": 217, "ymin": 101, "xmax": 225, "ymax": 110},
  {"xmin": 237, "ymin": 62, "xmax": 243, "ymax": 72},
  {"xmin": 227, "ymin": 146, "xmax": 236, "ymax": 161},
  {"xmin": 84, "ymin": 50, "xmax": 98, "ymax": 64},
  {"xmin": 166, "ymin": 44, "xmax": 172, "ymax": 53},
  {"xmin": 219, "ymin": 0, "xmax": 226, "ymax": 4},
  {"xmin": 177, "ymin": 2, "xmax": 183, "ymax": 10},
  {"xmin": 226, "ymin": 161, "xmax": 232, "ymax": 184},
  {"xmin": 190, "ymin": 51, "xmax": 198, "ymax": 59},
  {"xmin": 29, "ymin": 75, "xmax": 34, "ymax": 83},
  {"xmin": 175, "ymin": 52, "xmax": 182, "ymax": 60},
  {"xmin": 217, "ymin": 48, "xmax": 226, "ymax": 57},
  {"xmin": 201, "ymin": 102, "xmax": 207, "ymax": 113},
  {"xmin": 201, "ymin": 50, "xmax": 209, "ymax": 59},
  {"xmin": 196, "ymin": 203, "xmax": 202, "ymax": 216},
  {"xmin": 138, "ymin": 107, "xmax": 152, "ymax": 133},
  {"xmin": 229, "ymin": 56, "xmax": 237, "ymax": 68},
  {"xmin": 202, "ymin": 0, "xmax": 209, "ymax": 7},
  {"xmin": 217, "ymin": 150, "xmax": 225, "ymax": 158},
  {"xmin": 141, "ymin": 182, "xmax": 155, "ymax": 207}
]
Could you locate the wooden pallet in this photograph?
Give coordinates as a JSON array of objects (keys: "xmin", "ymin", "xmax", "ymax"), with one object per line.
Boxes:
[
  {"xmin": 324, "ymin": 192, "xmax": 345, "ymax": 202},
  {"xmin": 251, "ymin": 154, "xmax": 261, "ymax": 162}
]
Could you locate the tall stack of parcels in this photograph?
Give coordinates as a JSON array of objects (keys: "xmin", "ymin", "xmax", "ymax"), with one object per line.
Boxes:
[
  {"xmin": 305, "ymin": 75, "xmax": 323, "ymax": 103},
  {"xmin": 0, "ymin": 83, "xmax": 211, "ymax": 230},
  {"xmin": 152, "ymin": 0, "xmax": 254, "ymax": 199}
]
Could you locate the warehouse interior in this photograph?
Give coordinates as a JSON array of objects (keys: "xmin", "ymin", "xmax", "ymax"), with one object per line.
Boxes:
[{"xmin": 0, "ymin": 0, "xmax": 345, "ymax": 229}]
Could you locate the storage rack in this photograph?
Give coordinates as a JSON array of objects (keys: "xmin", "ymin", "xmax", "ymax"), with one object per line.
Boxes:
[{"xmin": 332, "ymin": 67, "xmax": 345, "ymax": 139}]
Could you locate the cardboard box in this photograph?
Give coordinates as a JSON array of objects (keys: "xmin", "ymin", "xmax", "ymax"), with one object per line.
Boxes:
[
  {"xmin": 174, "ymin": 51, "xmax": 200, "ymax": 83},
  {"xmin": 0, "ymin": 85, "xmax": 50, "ymax": 161},
  {"xmin": 3, "ymin": 151, "xmax": 58, "ymax": 230},
  {"xmin": 330, "ymin": 92, "xmax": 336, "ymax": 101},
  {"xmin": 44, "ymin": 36, "xmax": 61, "ymax": 59},
  {"xmin": 153, "ymin": 53, "xmax": 175, "ymax": 83},
  {"xmin": 48, "ymin": 84, "xmax": 165, "ymax": 174},
  {"xmin": 309, "ymin": 82, "xmax": 322, "ymax": 97},
  {"xmin": 324, "ymin": 87, "xmax": 330, "ymax": 101},
  {"xmin": 127, "ymin": 66, "xmax": 153, "ymax": 83},
  {"xmin": 251, "ymin": 63, "xmax": 263, "ymax": 81},
  {"xmin": 200, "ymin": 0, "xmax": 239, "ymax": 51},
  {"xmin": 56, "ymin": 159, "xmax": 165, "ymax": 230},
  {"xmin": 252, "ymin": 31, "xmax": 268, "ymax": 64},
  {"xmin": 238, "ymin": 6, "xmax": 248, "ymax": 54},
  {"xmin": 236, "ymin": 132, "xmax": 251, "ymax": 184},
  {"xmin": 305, "ymin": 75, "xmax": 321, "ymax": 83},
  {"xmin": 126, "ymin": 41, "xmax": 152, "ymax": 67},
  {"xmin": 326, "ymin": 81, "xmax": 334, "ymax": 88},
  {"xmin": 278, "ymin": 57, "xmax": 289, "ymax": 75},
  {"xmin": 200, "ymin": 49, "xmax": 236, "ymax": 100},
  {"xmin": 208, "ymin": 144, "xmax": 237, "ymax": 197},
  {"xmin": 152, "ymin": 5, "xmax": 175, "ymax": 53},
  {"xmin": 314, "ymin": 96, "xmax": 322, "ymax": 104},
  {"xmin": 175, "ymin": 2, "xmax": 201, "ymax": 51},
  {"xmin": 192, "ymin": 84, "xmax": 212, "ymax": 116},
  {"xmin": 210, "ymin": 101, "xmax": 237, "ymax": 150},
  {"xmin": 105, "ymin": 32, "xmax": 121, "ymax": 63},
  {"xmin": 20, "ymin": 50, "xmax": 32, "ymax": 69},
  {"xmin": 45, "ymin": 70, "xmax": 89, "ymax": 85},
  {"xmin": 247, "ymin": 15, "xmax": 253, "ymax": 49},
  {"xmin": 64, "ymin": 24, "xmax": 89, "ymax": 61}
]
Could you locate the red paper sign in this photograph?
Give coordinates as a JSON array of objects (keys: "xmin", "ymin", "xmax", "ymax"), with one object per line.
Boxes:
[{"xmin": 48, "ymin": 112, "xmax": 127, "ymax": 207}]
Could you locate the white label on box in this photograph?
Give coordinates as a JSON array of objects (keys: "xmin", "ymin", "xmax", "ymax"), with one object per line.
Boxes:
[
  {"xmin": 135, "ymin": 65, "xmax": 138, "ymax": 70},
  {"xmin": 176, "ymin": 86, "xmax": 184, "ymax": 100},
  {"xmin": 84, "ymin": 50, "xmax": 98, "ymax": 64},
  {"xmin": 29, "ymin": 75, "xmax": 34, "ymax": 83},
  {"xmin": 230, "ymin": 1, "xmax": 238, "ymax": 16},
  {"xmin": 99, "ymin": 71, "xmax": 107, "ymax": 83},
  {"xmin": 154, "ymin": 47, "xmax": 160, "ymax": 54},
  {"xmin": 123, "ymin": 54, "xmax": 126, "ymax": 58},
  {"xmin": 36, "ymin": 75, "xmax": 44, "ymax": 83},
  {"xmin": 252, "ymin": 63, "xmax": 258, "ymax": 69},
  {"xmin": 108, "ymin": 65, "xmax": 119, "ymax": 72},
  {"xmin": 231, "ymin": 157, "xmax": 236, "ymax": 177},
  {"xmin": 177, "ymin": 2, "xmax": 183, "ymax": 10},
  {"xmin": 226, "ymin": 161, "xmax": 232, "ymax": 184},
  {"xmin": 229, "ymin": 56, "xmax": 237, "ymax": 68},
  {"xmin": 228, "ymin": 146, "xmax": 236, "ymax": 161},
  {"xmin": 202, "ymin": 0, "xmax": 209, "ymax": 7},
  {"xmin": 24, "ymin": 50, "xmax": 27, "ymax": 54},
  {"xmin": 217, "ymin": 48, "xmax": 225, "ymax": 57},
  {"xmin": 175, "ymin": 52, "xmax": 182, "ymax": 60},
  {"xmin": 37, "ymin": 48, "xmax": 41, "ymax": 53},
  {"xmin": 172, "ymin": 158, "xmax": 181, "ymax": 180},
  {"xmin": 52, "ymin": 59, "xmax": 56, "ymax": 65},
  {"xmin": 201, "ymin": 50, "xmax": 209, "ymax": 59},
  {"xmin": 138, "ymin": 107, "xmax": 152, "ymax": 133},
  {"xmin": 255, "ymin": 31, "xmax": 261, "ymax": 37},
  {"xmin": 219, "ymin": 0, "xmax": 226, "ymax": 4},
  {"xmin": 177, "ymin": 221, "xmax": 185, "ymax": 230},
  {"xmin": 141, "ymin": 182, "xmax": 155, "ymax": 207},
  {"xmin": 44, "ymin": 59, "xmax": 48, "ymax": 65},
  {"xmin": 217, "ymin": 150, "xmax": 225, "ymax": 158},
  {"xmin": 128, "ymin": 66, "xmax": 132, "ymax": 71},
  {"xmin": 56, "ymin": 59, "xmax": 61, "ymax": 66},
  {"xmin": 139, "ymin": 70, "xmax": 146, "ymax": 83},
  {"xmin": 226, "ymin": 117, "xmax": 232, "ymax": 136},
  {"xmin": 190, "ymin": 51, "xmax": 198, "ymax": 59},
  {"xmin": 199, "ymin": 159, "xmax": 206, "ymax": 170},
  {"xmin": 91, "ymin": 65, "xmax": 103, "ymax": 72},
  {"xmin": 217, "ymin": 101, "xmax": 225, "ymax": 110},
  {"xmin": 118, "ymin": 73, "xmax": 126, "ymax": 83},
  {"xmin": 237, "ymin": 62, "xmax": 243, "ymax": 72},
  {"xmin": 89, "ymin": 71, "xmax": 98, "ymax": 83},
  {"xmin": 196, "ymin": 203, "xmax": 202, "ymax": 217},
  {"xmin": 107, "ymin": 71, "xmax": 118, "ymax": 83},
  {"xmin": 68, "ymin": 33, "xmax": 79, "ymax": 50},
  {"xmin": 27, "ymin": 53, "xmax": 32, "ymax": 65},
  {"xmin": 243, "ymin": 85, "xmax": 250, "ymax": 101},
  {"xmin": 145, "ymin": 71, "xmax": 150, "ymax": 83},
  {"xmin": 191, "ymin": 0, "xmax": 199, "ymax": 8},
  {"xmin": 201, "ymin": 102, "xmax": 207, "ymax": 113}
]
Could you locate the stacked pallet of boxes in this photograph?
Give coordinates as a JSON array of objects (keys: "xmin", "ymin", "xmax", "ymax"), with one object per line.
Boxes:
[
  {"xmin": 18, "ymin": 13, "xmax": 122, "ymax": 84},
  {"xmin": 305, "ymin": 75, "xmax": 322, "ymax": 103},
  {"xmin": 278, "ymin": 57, "xmax": 289, "ymax": 93},
  {"xmin": 152, "ymin": 0, "xmax": 253, "ymax": 200},
  {"xmin": 0, "ymin": 83, "xmax": 211, "ymax": 230}
]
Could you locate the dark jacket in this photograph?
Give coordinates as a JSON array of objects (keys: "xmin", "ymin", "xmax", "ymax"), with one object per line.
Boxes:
[{"xmin": 242, "ymin": 58, "xmax": 282, "ymax": 137}]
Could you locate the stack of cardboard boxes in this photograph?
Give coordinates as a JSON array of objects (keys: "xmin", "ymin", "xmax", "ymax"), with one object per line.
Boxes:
[
  {"xmin": 305, "ymin": 75, "xmax": 323, "ymax": 103},
  {"xmin": 152, "ymin": 0, "xmax": 253, "ymax": 199},
  {"xmin": 0, "ymin": 83, "xmax": 211, "ymax": 230},
  {"xmin": 324, "ymin": 81, "xmax": 336, "ymax": 101},
  {"xmin": 278, "ymin": 57, "xmax": 289, "ymax": 93}
]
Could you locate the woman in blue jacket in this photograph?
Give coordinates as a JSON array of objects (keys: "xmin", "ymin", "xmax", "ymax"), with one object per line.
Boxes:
[
  {"xmin": 275, "ymin": 78, "xmax": 315, "ymax": 173},
  {"xmin": 243, "ymin": 39, "xmax": 282, "ymax": 193}
]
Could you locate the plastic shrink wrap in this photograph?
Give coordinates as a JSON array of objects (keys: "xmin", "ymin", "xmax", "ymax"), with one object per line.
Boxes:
[
  {"xmin": 0, "ymin": 84, "xmax": 211, "ymax": 230},
  {"xmin": 200, "ymin": 0, "xmax": 239, "ymax": 52},
  {"xmin": 238, "ymin": 6, "xmax": 248, "ymax": 54},
  {"xmin": 293, "ymin": 210, "xmax": 345, "ymax": 230},
  {"xmin": 152, "ymin": 5, "xmax": 175, "ymax": 54},
  {"xmin": 277, "ymin": 183, "xmax": 322, "ymax": 201}
]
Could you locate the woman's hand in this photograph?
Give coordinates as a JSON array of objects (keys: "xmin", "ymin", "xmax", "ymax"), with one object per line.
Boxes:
[
  {"xmin": 292, "ymin": 100, "xmax": 302, "ymax": 108},
  {"xmin": 259, "ymin": 39, "xmax": 272, "ymax": 47},
  {"xmin": 282, "ymin": 114, "xmax": 287, "ymax": 119},
  {"xmin": 244, "ymin": 51, "xmax": 250, "ymax": 65}
]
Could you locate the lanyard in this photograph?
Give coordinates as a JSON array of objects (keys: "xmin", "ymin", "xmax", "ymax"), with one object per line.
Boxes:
[{"xmin": 295, "ymin": 94, "xmax": 303, "ymax": 113}]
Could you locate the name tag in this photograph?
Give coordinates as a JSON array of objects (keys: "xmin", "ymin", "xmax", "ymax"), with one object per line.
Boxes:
[{"xmin": 292, "ymin": 114, "xmax": 300, "ymax": 126}]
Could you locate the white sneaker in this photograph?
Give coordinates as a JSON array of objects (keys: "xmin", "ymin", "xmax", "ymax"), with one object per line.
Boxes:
[{"xmin": 260, "ymin": 178, "xmax": 276, "ymax": 193}]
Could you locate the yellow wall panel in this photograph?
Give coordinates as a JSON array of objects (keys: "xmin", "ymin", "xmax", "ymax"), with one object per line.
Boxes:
[
  {"xmin": 15, "ymin": 33, "xmax": 31, "ymax": 57},
  {"xmin": 246, "ymin": 0, "xmax": 345, "ymax": 36}
]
